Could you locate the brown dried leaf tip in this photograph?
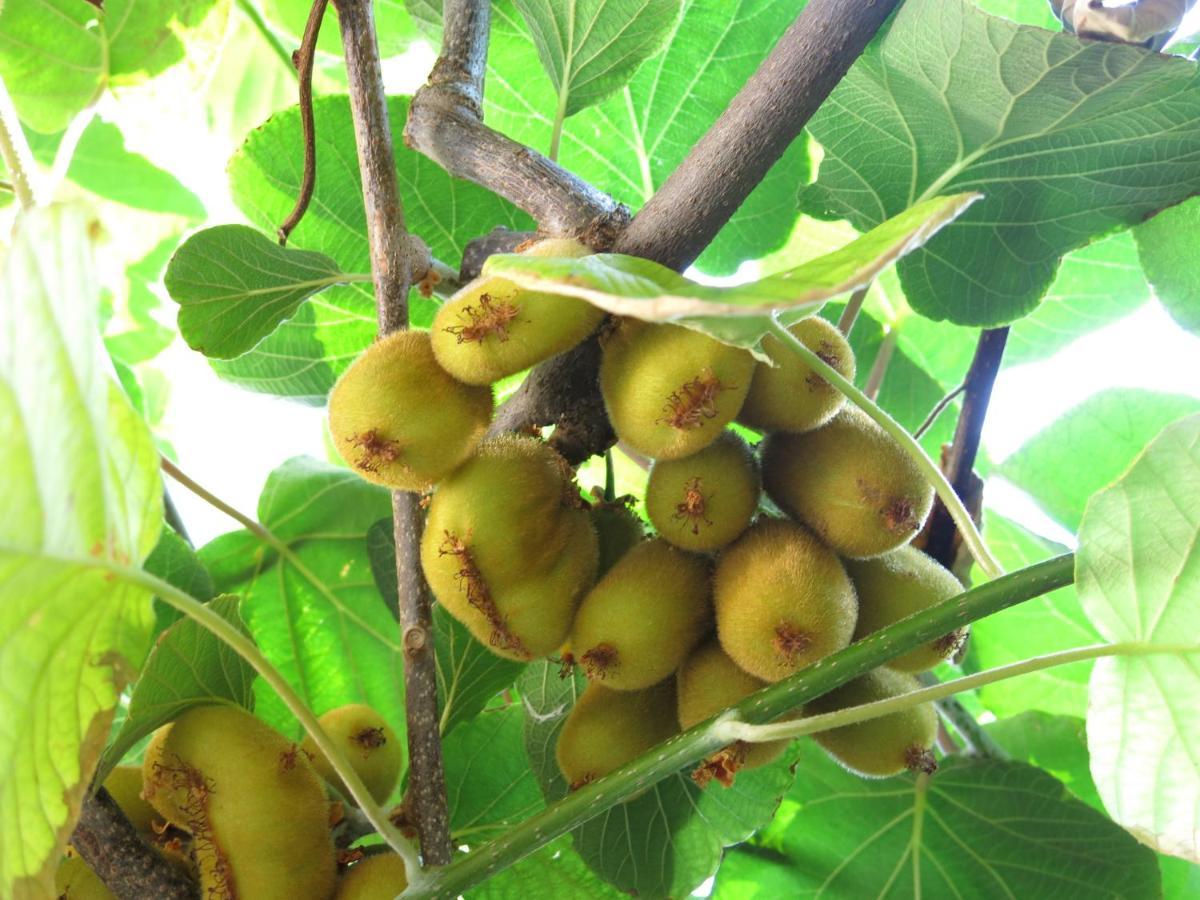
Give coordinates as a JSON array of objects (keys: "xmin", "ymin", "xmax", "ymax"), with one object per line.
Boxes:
[
  {"xmin": 349, "ymin": 429, "xmax": 404, "ymax": 474},
  {"xmin": 691, "ymin": 742, "xmax": 750, "ymax": 788},
  {"xmin": 905, "ymin": 745, "xmax": 938, "ymax": 776},
  {"xmin": 673, "ymin": 476, "xmax": 714, "ymax": 535},
  {"xmin": 438, "ymin": 531, "xmax": 527, "ymax": 656},
  {"xmin": 443, "ymin": 293, "xmax": 520, "ymax": 343},
  {"xmin": 580, "ymin": 643, "xmax": 619, "ymax": 680},
  {"xmin": 773, "ymin": 623, "xmax": 812, "ymax": 666},
  {"xmin": 658, "ymin": 368, "xmax": 733, "ymax": 429}
]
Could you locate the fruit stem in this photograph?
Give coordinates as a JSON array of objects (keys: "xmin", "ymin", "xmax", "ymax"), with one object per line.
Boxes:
[
  {"xmin": 713, "ymin": 639, "xmax": 1200, "ymax": 746},
  {"xmin": 0, "ymin": 74, "xmax": 37, "ymax": 209},
  {"xmin": 765, "ymin": 316, "xmax": 1005, "ymax": 579},
  {"xmin": 836, "ymin": 285, "xmax": 869, "ymax": 335},
  {"xmin": 400, "ymin": 553, "xmax": 1072, "ymax": 899}
]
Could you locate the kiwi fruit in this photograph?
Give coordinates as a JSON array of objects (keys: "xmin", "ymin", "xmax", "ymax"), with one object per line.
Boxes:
[
  {"xmin": 567, "ymin": 538, "xmax": 712, "ymax": 690},
  {"xmin": 676, "ymin": 639, "xmax": 790, "ymax": 771},
  {"xmin": 589, "ymin": 500, "xmax": 646, "ymax": 577},
  {"xmin": 431, "ymin": 238, "xmax": 604, "ymax": 385},
  {"xmin": 762, "ymin": 405, "xmax": 933, "ymax": 558},
  {"xmin": 737, "ymin": 316, "xmax": 855, "ymax": 433},
  {"xmin": 142, "ymin": 705, "xmax": 336, "ymax": 899},
  {"xmin": 555, "ymin": 679, "xmax": 679, "ymax": 789},
  {"xmin": 806, "ymin": 668, "xmax": 938, "ymax": 778},
  {"xmin": 328, "ymin": 330, "xmax": 493, "ymax": 490},
  {"xmin": 101, "ymin": 765, "xmax": 159, "ymax": 833},
  {"xmin": 300, "ymin": 703, "xmax": 403, "ymax": 805},
  {"xmin": 600, "ymin": 320, "xmax": 755, "ymax": 460},
  {"xmin": 846, "ymin": 546, "xmax": 967, "ymax": 673},
  {"xmin": 335, "ymin": 852, "xmax": 408, "ymax": 899},
  {"xmin": 56, "ymin": 853, "xmax": 116, "ymax": 899},
  {"xmin": 714, "ymin": 518, "xmax": 857, "ymax": 682},
  {"xmin": 644, "ymin": 431, "xmax": 759, "ymax": 552}
]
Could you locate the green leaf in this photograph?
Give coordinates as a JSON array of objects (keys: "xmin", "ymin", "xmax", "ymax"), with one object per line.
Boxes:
[
  {"xmin": 145, "ymin": 525, "xmax": 215, "ymax": 632},
  {"xmin": 0, "ymin": 206, "xmax": 162, "ymax": 895},
  {"xmin": 513, "ymin": 0, "xmax": 680, "ymax": 117},
  {"xmin": 164, "ymin": 224, "xmax": 354, "ymax": 359},
  {"xmin": 519, "ymin": 661, "xmax": 795, "ymax": 897},
  {"xmin": 104, "ymin": 234, "xmax": 180, "ymax": 366},
  {"xmin": 1077, "ymin": 414, "xmax": 1200, "ymax": 862},
  {"xmin": 1135, "ymin": 196, "xmax": 1200, "ymax": 335},
  {"xmin": 1001, "ymin": 389, "xmax": 1200, "ymax": 531},
  {"xmin": 444, "ymin": 706, "xmax": 544, "ymax": 842},
  {"xmin": 973, "ymin": 0, "xmax": 1061, "ymax": 28},
  {"xmin": 466, "ymin": 836, "xmax": 625, "ymax": 899},
  {"xmin": 482, "ymin": 193, "xmax": 979, "ymax": 352},
  {"xmin": 985, "ymin": 711, "xmax": 1102, "ymax": 811},
  {"xmin": 800, "ymin": 0, "xmax": 1200, "ymax": 326},
  {"xmin": 222, "ymin": 95, "xmax": 530, "ymax": 402},
  {"xmin": 713, "ymin": 743, "xmax": 1161, "ymax": 899},
  {"xmin": 487, "ymin": 0, "xmax": 812, "ymax": 274},
  {"xmin": 261, "ymin": 0, "xmax": 418, "ymax": 57},
  {"xmin": 968, "ymin": 515, "xmax": 1099, "ymax": 719},
  {"xmin": 97, "ymin": 595, "xmax": 255, "ymax": 782}
]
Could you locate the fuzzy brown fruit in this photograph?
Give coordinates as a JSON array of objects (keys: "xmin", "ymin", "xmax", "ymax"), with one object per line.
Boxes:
[
  {"xmin": 644, "ymin": 431, "xmax": 759, "ymax": 552},
  {"xmin": 806, "ymin": 668, "xmax": 938, "ymax": 778},
  {"xmin": 714, "ymin": 518, "xmax": 857, "ymax": 682},
  {"xmin": 328, "ymin": 330, "xmax": 492, "ymax": 490},
  {"xmin": 761, "ymin": 405, "xmax": 933, "ymax": 558},
  {"xmin": 335, "ymin": 852, "xmax": 408, "ymax": 899},
  {"xmin": 737, "ymin": 316, "xmax": 855, "ymax": 433},
  {"xmin": 300, "ymin": 703, "xmax": 403, "ymax": 805},
  {"xmin": 600, "ymin": 320, "xmax": 754, "ymax": 460},
  {"xmin": 588, "ymin": 500, "xmax": 645, "ymax": 577},
  {"xmin": 555, "ymin": 680, "xmax": 679, "ymax": 789}
]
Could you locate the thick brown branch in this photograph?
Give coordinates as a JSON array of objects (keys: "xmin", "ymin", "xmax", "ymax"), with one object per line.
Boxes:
[
  {"xmin": 277, "ymin": 0, "xmax": 329, "ymax": 245},
  {"xmin": 72, "ymin": 788, "xmax": 197, "ymax": 899},
  {"xmin": 335, "ymin": 0, "xmax": 450, "ymax": 866}
]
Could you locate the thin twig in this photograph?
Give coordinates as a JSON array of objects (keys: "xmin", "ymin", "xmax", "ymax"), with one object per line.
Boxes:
[
  {"xmin": 914, "ymin": 381, "xmax": 967, "ymax": 440},
  {"xmin": 837, "ymin": 285, "xmax": 870, "ymax": 335},
  {"xmin": 162, "ymin": 487, "xmax": 191, "ymax": 546},
  {"xmin": 335, "ymin": 0, "xmax": 450, "ymax": 865},
  {"xmin": 235, "ymin": 0, "xmax": 300, "ymax": 74},
  {"xmin": 863, "ymin": 327, "xmax": 897, "ymax": 401},
  {"xmin": 277, "ymin": 0, "xmax": 330, "ymax": 246}
]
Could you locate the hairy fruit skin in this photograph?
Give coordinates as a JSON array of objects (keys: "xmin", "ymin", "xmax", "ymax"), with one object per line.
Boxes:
[
  {"xmin": 846, "ymin": 546, "xmax": 967, "ymax": 673},
  {"xmin": 142, "ymin": 706, "xmax": 336, "ymax": 900},
  {"xmin": 335, "ymin": 852, "xmax": 408, "ymax": 899},
  {"xmin": 714, "ymin": 519, "xmax": 857, "ymax": 682},
  {"xmin": 555, "ymin": 680, "xmax": 679, "ymax": 789},
  {"xmin": 589, "ymin": 501, "xmax": 646, "ymax": 577},
  {"xmin": 600, "ymin": 320, "xmax": 754, "ymax": 460},
  {"xmin": 102, "ymin": 765, "xmax": 159, "ymax": 833},
  {"xmin": 432, "ymin": 238, "xmax": 603, "ymax": 385},
  {"xmin": 300, "ymin": 703, "xmax": 403, "ymax": 805},
  {"xmin": 762, "ymin": 405, "xmax": 933, "ymax": 558},
  {"xmin": 806, "ymin": 669, "xmax": 938, "ymax": 778},
  {"xmin": 328, "ymin": 330, "xmax": 492, "ymax": 490},
  {"xmin": 55, "ymin": 854, "xmax": 116, "ymax": 899},
  {"xmin": 569, "ymin": 538, "xmax": 712, "ymax": 690},
  {"xmin": 645, "ymin": 431, "xmax": 760, "ymax": 552}
]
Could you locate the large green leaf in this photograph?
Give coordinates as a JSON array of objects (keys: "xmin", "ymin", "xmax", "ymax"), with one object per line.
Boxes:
[
  {"xmin": 1078, "ymin": 414, "xmax": 1200, "ymax": 862},
  {"xmin": 144, "ymin": 525, "xmax": 215, "ymax": 631},
  {"xmin": 1001, "ymin": 389, "xmax": 1200, "ymax": 531},
  {"xmin": 487, "ymin": 0, "xmax": 812, "ymax": 274},
  {"xmin": 1134, "ymin": 195, "xmax": 1200, "ymax": 336},
  {"xmin": 0, "ymin": 0, "xmax": 221, "ymax": 133},
  {"xmin": 467, "ymin": 836, "xmax": 625, "ymax": 899},
  {"xmin": 800, "ymin": 0, "xmax": 1200, "ymax": 326},
  {"xmin": 165, "ymin": 224, "xmax": 355, "ymax": 359},
  {"xmin": 0, "ymin": 206, "xmax": 162, "ymax": 896},
  {"xmin": 222, "ymin": 95, "xmax": 530, "ymax": 402},
  {"xmin": 520, "ymin": 661, "xmax": 795, "ymax": 898},
  {"xmin": 513, "ymin": 0, "xmax": 680, "ymax": 117},
  {"xmin": 712, "ymin": 742, "xmax": 1160, "ymax": 899},
  {"xmin": 986, "ymin": 711, "xmax": 1102, "ymax": 811}
]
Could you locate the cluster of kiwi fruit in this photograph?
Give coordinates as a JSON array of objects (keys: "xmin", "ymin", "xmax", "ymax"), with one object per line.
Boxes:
[
  {"xmin": 58, "ymin": 703, "xmax": 407, "ymax": 899},
  {"xmin": 326, "ymin": 238, "xmax": 965, "ymax": 792}
]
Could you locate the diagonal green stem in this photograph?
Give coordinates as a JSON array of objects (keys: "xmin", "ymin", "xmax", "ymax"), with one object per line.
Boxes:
[
  {"xmin": 401, "ymin": 553, "xmax": 1072, "ymax": 899},
  {"xmin": 0, "ymin": 74, "xmax": 36, "ymax": 208},
  {"xmin": 235, "ymin": 0, "xmax": 299, "ymax": 74},
  {"xmin": 766, "ymin": 315, "xmax": 1004, "ymax": 578}
]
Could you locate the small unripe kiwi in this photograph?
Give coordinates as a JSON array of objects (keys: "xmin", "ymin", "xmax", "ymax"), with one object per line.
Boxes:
[
  {"xmin": 101, "ymin": 765, "xmax": 159, "ymax": 833},
  {"xmin": 300, "ymin": 703, "xmax": 403, "ymax": 805},
  {"xmin": 600, "ymin": 320, "xmax": 755, "ymax": 460},
  {"xmin": 737, "ymin": 316, "xmax": 855, "ymax": 433},
  {"xmin": 142, "ymin": 705, "xmax": 336, "ymax": 899},
  {"xmin": 644, "ymin": 431, "xmax": 759, "ymax": 552},
  {"xmin": 568, "ymin": 538, "xmax": 712, "ymax": 690},
  {"xmin": 714, "ymin": 519, "xmax": 857, "ymax": 682},
  {"xmin": 806, "ymin": 668, "xmax": 937, "ymax": 778},
  {"xmin": 432, "ymin": 238, "xmax": 603, "ymax": 385},
  {"xmin": 676, "ymin": 640, "xmax": 789, "ymax": 771},
  {"xmin": 762, "ymin": 405, "xmax": 933, "ymax": 558},
  {"xmin": 328, "ymin": 330, "xmax": 493, "ymax": 490},
  {"xmin": 555, "ymin": 679, "xmax": 679, "ymax": 789},
  {"xmin": 334, "ymin": 852, "xmax": 408, "ymax": 899},
  {"xmin": 846, "ymin": 546, "xmax": 967, "ymax": 673},
  {"xmin": 589, "ymin": 501, "xmax": 646, "ymax": 577},
  {"xmin": 56, "ymin": 853, "xmax": 116, "ymax": 899}
]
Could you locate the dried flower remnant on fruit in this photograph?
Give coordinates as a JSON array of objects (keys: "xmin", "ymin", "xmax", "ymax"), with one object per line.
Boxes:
[
  {"xmin": 906, "ymin": 745, "xmax": 938, "ymax": 775},
  {"xmin": 674, "ymin": 477, "xmax": 714, "ymax": 535},
  {"xmin": 443, "ymin": 293, "xmax": 521, "ymax": 343},
  {"xmin": 691, "ymin": 742, "xmax": 750, "ymax": 788},
  {"xmin": 659, "ymin": 369, "xmax": 734, "ymax": 429},
  {"xmin": 352, "ymin": 726, "xmax": 387, "ymax": 753},
  {"xmin": 349, "ymin": 429, "xmax": 404, "ymax": 474},
  {"xmin": 580, "ymin": 643, "xmax": 619, "ymax": 680},
  {"xmin": 773, "ymin": 622, "xmax": 813, "ymax": 667},
  {"xmin": 437, "ymin": 531, "xmax": 526, "ymax": 655}
]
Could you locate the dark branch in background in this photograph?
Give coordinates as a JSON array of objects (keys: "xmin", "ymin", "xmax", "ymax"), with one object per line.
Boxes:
[
  {"xmin": 404, "ymin": 0, "xmax": 630, "ymax": 241},
  {"xmin": 163, "ymin": 487, "xmax": 191, "ymax": 545},
  {"xmin": 278, "ymin": 0, "xmax": 330, "ymax": 245},
  {"xmin": 72, "ymin": 788, "xmax": 198, "ymax": 900},
  {"xmin": 918, "ymin": 671, "xmax": 1006, "ymax": 759},
  {"xmin": 925, "ymin": 327, "xmax": 1010, "ymax": 569},
  {"xmin": 335, "ymin": 0, "xmax": 450, "ymax": 866}
]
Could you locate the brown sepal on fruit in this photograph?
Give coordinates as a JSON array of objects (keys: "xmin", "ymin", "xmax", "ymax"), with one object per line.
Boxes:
[
  {"xmin": 658, "ymin": 368, "xmax": 734, "ymax": 430},
  {"xmin": 351, "ymin": 726, "xmax": 388, "ymax": 752},
  {"xmin": 773, "ymin": 623, "xmax": 812, "ymax": 666},
  {"xmin": 349, "ymin": 429, "xmax": 404, "ymax": 474},
  {"xmin": 580, "ymin": 643, "xmax": 619, "ymax": 680},
  {"xmin": 691, "ymin": 742, "xmax": 750, "ymax": 788},
  {"xmin": 556, "ymin": 653, "xmax": 576, "ymax": 679},
  {"xmin": 905, "ymin": 745, "xmax": 938, "ymax": 775},
  {"xmin": 804, "ymin": 340, "xmax": 843, "ymax": 392},
  {"xmin": 883, "ymin": 497, "xmax": 919, "ymax": 535},
  {"xmin": 443, "ymin": 293, "xmax": 521, "ymax": 343},
  {"xmin": 153, "ymin": 757, "xmax": 233, "ymax": 897},
  {"xmin": 279, "ymin": 743, "xmax": 301, "ymax": 772},
  {"xmin": 673, "ymin": 476, "xmax": 714, "ymax": 536},
  {"xmin": 934, "ymin": 628, "xmax": 969, "ymax": 662},
  {"xmin": 438, "ymin": 531, "xmax": 527, "ymax": 656}
]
